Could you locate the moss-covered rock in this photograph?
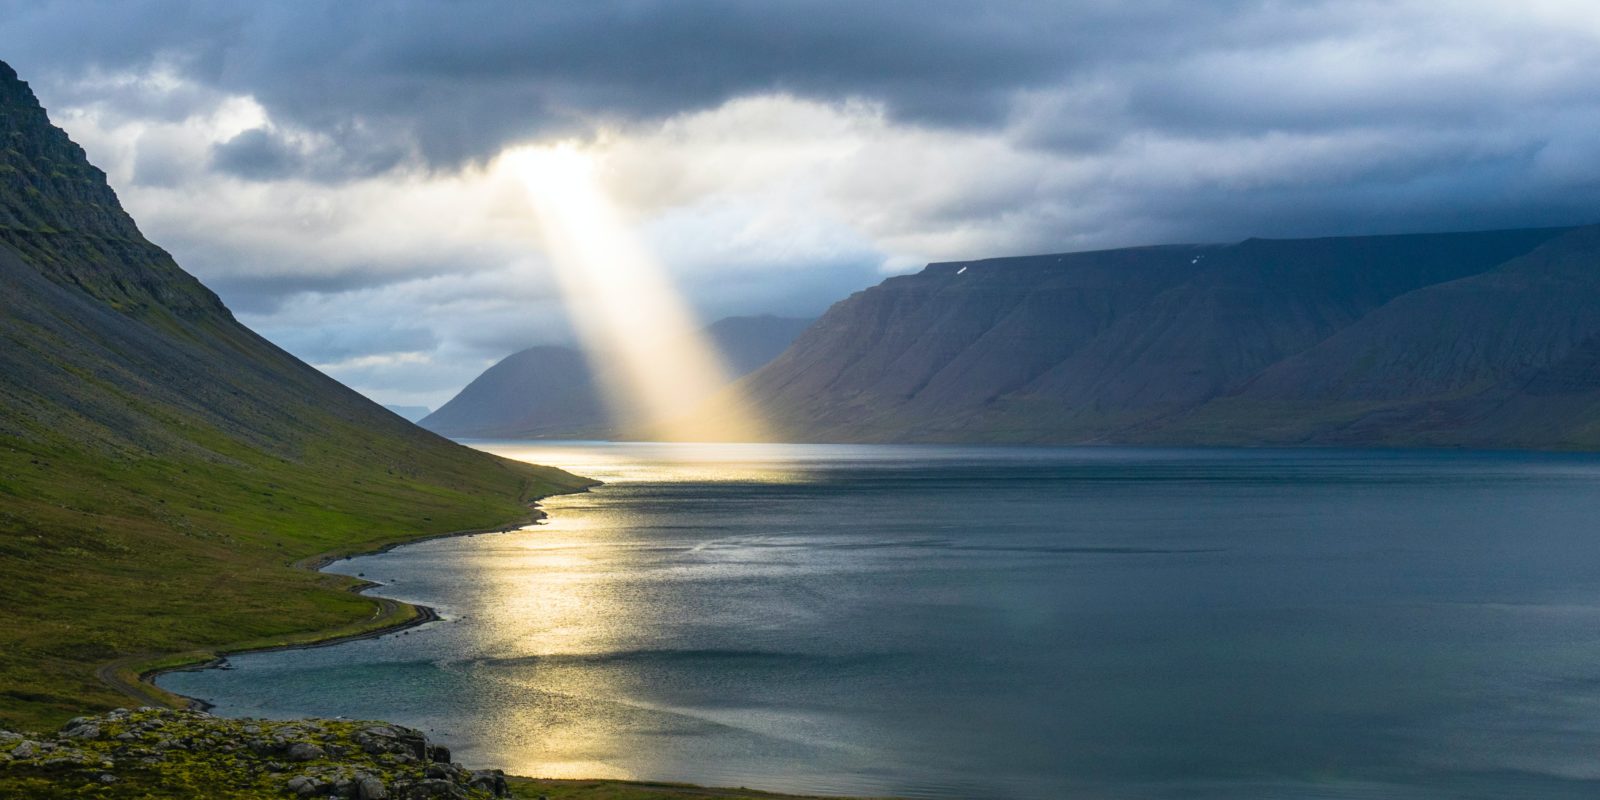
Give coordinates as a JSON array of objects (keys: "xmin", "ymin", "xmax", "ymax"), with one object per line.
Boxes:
[{"xmin": 0, "ymin": 708, "xmax": 510, "ymax": 799}]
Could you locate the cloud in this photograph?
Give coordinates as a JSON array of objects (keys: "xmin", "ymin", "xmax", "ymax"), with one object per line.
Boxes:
[
  {"xmin": 2, "ymin": 1, "xmax": 1600, "ymax": 405},
  {"xmin": 212, "ymin": 127, "xmax": 301, "ymax": 179}
]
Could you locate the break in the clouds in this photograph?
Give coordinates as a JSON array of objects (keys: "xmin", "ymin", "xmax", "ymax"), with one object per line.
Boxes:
[{"xmin": 2, "ymin": 1, "xmax": 1599, "ymax": 406}]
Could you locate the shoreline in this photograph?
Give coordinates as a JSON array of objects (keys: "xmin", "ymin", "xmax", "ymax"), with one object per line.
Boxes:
[
  {"xmin": 86, "ymin": 474, "xmax": 881, "ymax": 799},
  {"xmin": 102, "ymin": 487, "xmax": 592, "ymax": 714}
]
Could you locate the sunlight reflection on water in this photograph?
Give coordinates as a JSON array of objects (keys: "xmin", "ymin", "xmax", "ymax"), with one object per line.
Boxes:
[{"xmin": 158, "ymin": 443, "xmax": 1600, "ymax": 799}]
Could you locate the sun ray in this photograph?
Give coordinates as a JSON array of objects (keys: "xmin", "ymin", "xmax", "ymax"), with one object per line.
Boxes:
[{"xmin": 502, "ymin": 144, "xmax": 765, "ymax": 442}]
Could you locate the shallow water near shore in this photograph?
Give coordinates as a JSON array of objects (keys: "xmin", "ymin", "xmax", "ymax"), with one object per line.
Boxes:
[{"xmin": 162, "ymin": 442, "xmax": 1600, "ymax": 798}]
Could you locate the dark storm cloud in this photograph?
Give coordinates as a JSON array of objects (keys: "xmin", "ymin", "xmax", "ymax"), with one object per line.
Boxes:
[
  {"xmin": 0, "ymin": 1, "xmax": 1255, "ymax": 165},
  {"xmin": 212, "ymin": 128, "xmax": 300, "ymax": 180},
  {"xmin": 3, "ymin": 2, "xmax": 1597, "ymax": 219},
  {"xmin": 5, "ymin": 1, "xmax": 1600, "ymax": 404}
]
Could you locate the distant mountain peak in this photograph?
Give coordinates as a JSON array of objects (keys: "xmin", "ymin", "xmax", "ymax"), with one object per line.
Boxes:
[{"xmin": 422, "ymin": 314, "xmax": 815, "ymax": 438}]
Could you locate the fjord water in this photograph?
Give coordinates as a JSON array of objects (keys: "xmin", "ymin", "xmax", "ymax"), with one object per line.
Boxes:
[{"xmin": 162, "ymin": 443, "xmax": 1600, "ymax": 798}]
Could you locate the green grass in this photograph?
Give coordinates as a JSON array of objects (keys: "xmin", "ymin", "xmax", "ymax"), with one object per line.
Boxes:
[{"xmin": 0, "ymin": 417, "xmax": 592, "ymax": 731}]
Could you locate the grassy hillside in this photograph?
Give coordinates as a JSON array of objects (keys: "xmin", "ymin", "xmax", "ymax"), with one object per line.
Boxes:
[{"xmin": 0, "ymin": 60, "xmax": 593, "ymax": 731}]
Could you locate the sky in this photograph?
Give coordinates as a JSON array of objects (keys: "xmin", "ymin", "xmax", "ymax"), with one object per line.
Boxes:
[{"xmin": 3, "ymin": 1, "xmax": 1599, "ymax": 408}]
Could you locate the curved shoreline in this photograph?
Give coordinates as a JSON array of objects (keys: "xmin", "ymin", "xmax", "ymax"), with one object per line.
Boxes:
[{"xmin": 102, "ymin": 491, "xmax": 590, "ymax": 713}]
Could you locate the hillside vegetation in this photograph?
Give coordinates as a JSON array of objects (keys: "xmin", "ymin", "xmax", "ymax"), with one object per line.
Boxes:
[{"xmin": 0, "ymin": 59, "xmax": 593, "ymax": 731}]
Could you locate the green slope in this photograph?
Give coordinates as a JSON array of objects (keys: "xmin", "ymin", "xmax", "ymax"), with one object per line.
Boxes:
[{"xmin": 0, "ymin": 60, "xmax": 593, "ymax": 730}]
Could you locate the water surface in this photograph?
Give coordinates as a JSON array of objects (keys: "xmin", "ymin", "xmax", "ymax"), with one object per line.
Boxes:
[{"xmin": 161, "ymin": 443, "xmax": 1600, "ymax": 798}]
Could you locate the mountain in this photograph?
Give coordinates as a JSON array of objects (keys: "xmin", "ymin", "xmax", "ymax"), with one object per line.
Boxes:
[
  {"xmin": 717, "ymin": 225, "xmax": 1600, "ymax": 446},
  {"xmin": 421, "ymin": 346, "xmax": 604, "ymax": 438},
  {"xmin": 702, "ymin": 315, "xmax": 817, "ymax": 375},
  {"xmin": 382, "ymin": 404, "xmax": 432, "ymax": 422},
  {"xmin": 0, "ymin": 60, "xmax": 590, "ymax": 729},
  {"xmin": 420, "ymin": 315, "xmax": 812, "ymax": 438}
]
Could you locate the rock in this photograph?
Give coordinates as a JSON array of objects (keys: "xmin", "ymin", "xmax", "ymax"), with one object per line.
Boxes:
[
  {"xmin": 358, "ymin": 775, "xmax": 389, "ymax": 800},
  {"xmin": 428, "ymin": 744, "xmax": 451, "ymax": 763},
  {"xmin": 242, "ymin": 724, "xmax": 261, "ymax": 735},
  {"xmin": 407, "ymin": 778, "xmax": 466, "ymax": 799},
  {"xmin": 98, "ymin": 773, "xmax": 117, "ymax": 784},
  {"xmin": 398, "ymin": 731, "xmax": 430, "ymax": 761},
  {"xmin": 355, "ymin": 724, "xmax": 428, "ymax": 759},
  {"xmin": 61, "ymin": 723, "xmax": 101, "ymax": 740},
  {"xmin": 286, "ymin": 742, "xmax": 326, "ymax": 762},
  {"xmin": 286, "ymin": 775, "xmax": 320, "ymax": 797},
  {"xmin": 10, "ymin": 740, "xmax": 38, "ymax": 759},
  {"xmin": 468, "ymin": 769, "xmax": 510, "ymax": 798}
]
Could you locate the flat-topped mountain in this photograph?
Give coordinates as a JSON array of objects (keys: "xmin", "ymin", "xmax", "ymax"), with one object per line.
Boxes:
[
  {"xmin": 0, "ymin": 59, "xmax": 589, "ymax": 729},
  {"xmin": 718, "ymin": 225, "xmax": 1600, "ymax": 447},
  {"xmin": 420, "ymin": 315, "xmax": 812, "ymax": 438}
]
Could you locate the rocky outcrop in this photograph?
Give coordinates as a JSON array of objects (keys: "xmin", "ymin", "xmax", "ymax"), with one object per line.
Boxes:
[
  {"xmin": 0, "ymin": 708, "xmax": 510, "ymax": 799},
  {"xmin": 0, "ymin": 60, "xmax": 224, "ymax": 317}
]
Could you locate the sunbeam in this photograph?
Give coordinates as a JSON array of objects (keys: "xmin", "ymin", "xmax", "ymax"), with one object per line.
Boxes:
[{"xmin": 502, "ymin": 144, "xmax": 766, "ymax": 442}]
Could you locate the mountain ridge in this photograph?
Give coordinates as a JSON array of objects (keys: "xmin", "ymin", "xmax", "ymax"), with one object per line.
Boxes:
[{"xmin": 719, "ymin": 224, "xmax": 1596, "ymax": 447}]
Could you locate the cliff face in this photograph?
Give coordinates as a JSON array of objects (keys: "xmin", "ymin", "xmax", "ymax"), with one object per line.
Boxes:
[
  {"xmin": 421, "ymin": 315, "xmax": 813, "ymax": 439},
  {"xmin": 726, "ymin": 225, "xmax": 1600, "ymax": 446},
  {"xmin": 0, "ymin": 59, "xmax": 588, "ymax": 728},
  {"xmin": 0, "ymin": 61, "xmax": 220, "ymax": 317}
]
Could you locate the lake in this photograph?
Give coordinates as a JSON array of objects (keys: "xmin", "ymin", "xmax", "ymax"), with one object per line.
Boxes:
[{"xmin": 159, "ymin": 442, "xmax": 1600, "ymax": 798}]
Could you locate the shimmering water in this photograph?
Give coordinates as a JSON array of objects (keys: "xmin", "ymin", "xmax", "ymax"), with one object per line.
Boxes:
[{"xmin": 161, "ymin": 443, "xmax": 1600, "ymax": 798}]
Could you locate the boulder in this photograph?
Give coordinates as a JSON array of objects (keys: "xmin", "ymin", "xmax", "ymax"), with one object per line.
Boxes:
[
  {"xmin": 405, "ymin": 778, "xmax": 467, "ymax": 799},
  {"xmin": 468, "ymin": 769, "xmax": 510, "ymax": 797},
  {"xmin": 358, "ymin": 775, "xmax": 390, "ymax": 800},
  {"xmin": 286, "ymin": 742, "xmax": 326, "ymax": 762},
  {"xmin": 285, "ymin": 775, "xmax": 320, "ymax": 797}
]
